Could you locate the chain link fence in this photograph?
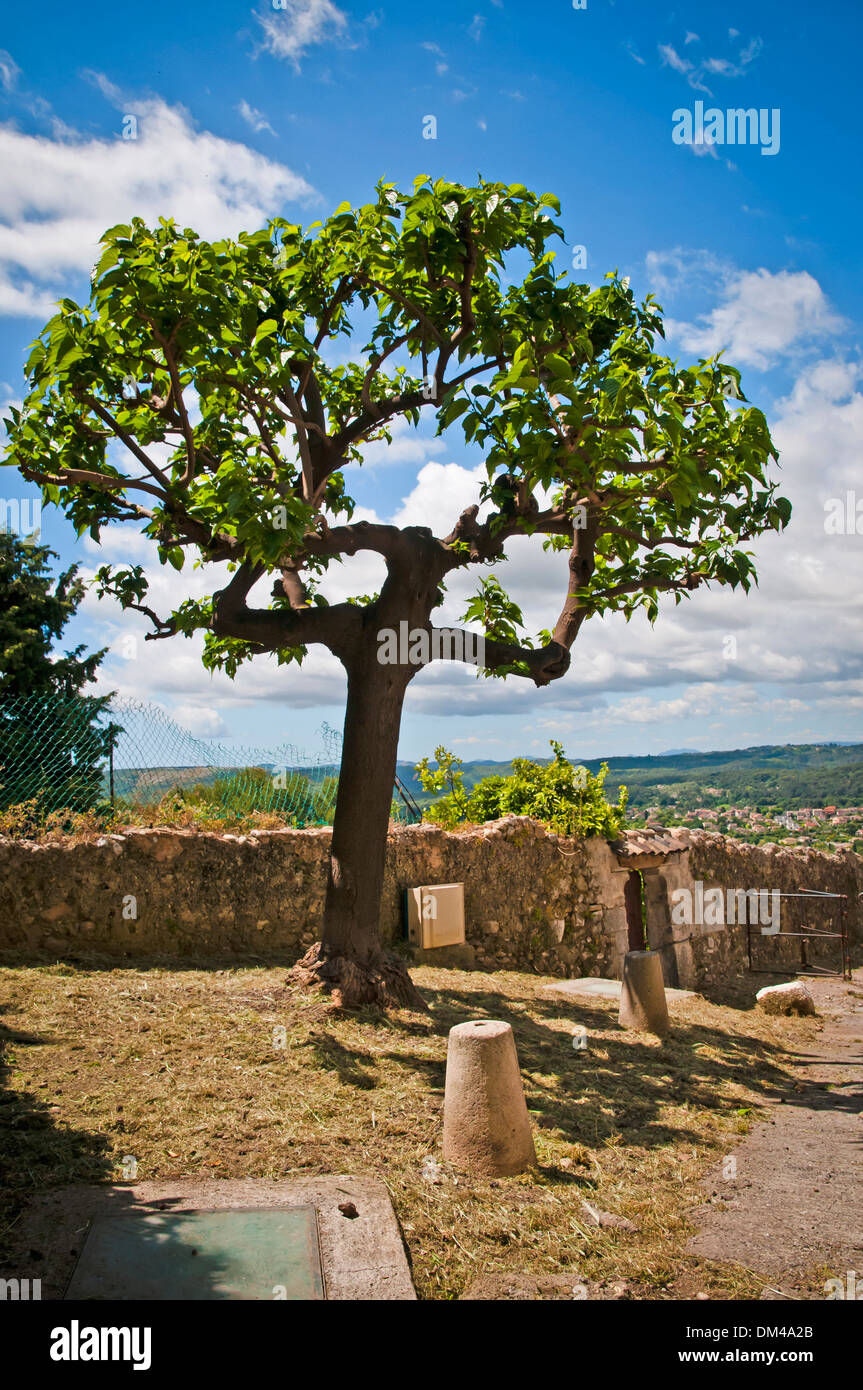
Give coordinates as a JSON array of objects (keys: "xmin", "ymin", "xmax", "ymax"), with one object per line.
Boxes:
[{"xmin": 0, "ymin": 694, "xmax": 346, "ymax": 827}]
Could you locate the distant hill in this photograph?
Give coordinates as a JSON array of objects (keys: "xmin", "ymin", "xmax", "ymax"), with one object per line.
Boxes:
[
  {"xmin": 110, "ymin": 763, "xmax": 332, "ymax": 802},
  {"xmin": 109, "ymin": 741, "xmax": 863, "ymax": 815},
  {"xmin": 396, "ymin": 742, "xmax": 863, "ymax": 812}
]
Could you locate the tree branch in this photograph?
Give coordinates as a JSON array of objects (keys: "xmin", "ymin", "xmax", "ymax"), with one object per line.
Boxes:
[
  {"xmin": 427, "ymin": 627, "xmax": 571, "ymax": 687},
  {"xmin": 359, "ymin": 277, "xmax": 444, "ymax": 345},
  {"xmin": 77, "ymin": 394, "xmax": 171, "ymax": 491},
  {"xmin": 599, "ymin": 525, "xmax": 700, "ymax": 551},
  {"xmin": 448, "ymin": 213, "xmax": 478, "ymax": 352},
  {"xmin": 26, "ymin": 462, "xmax": 166, "ymax": 502},
  {"xmin": 361, "ymin": 335, "xmax": 410, "ymax": 419},
  {"xmin": 212, "ymin": 565, "xmax": 362, "ymax": 662},
  {"xmin": 553, "ymin": 514, "xmax": 600, "ymax": 649},
  {"xmin": 150, "ymin": 329, "xmax": 197, "ymax": 485},
  {"xmin": 591, "ymin": 572, "xmax": 703, "ymax": 601},
  {"xmin": 276, "ymin": 381, "xmax": 315, "ymax": 502}
]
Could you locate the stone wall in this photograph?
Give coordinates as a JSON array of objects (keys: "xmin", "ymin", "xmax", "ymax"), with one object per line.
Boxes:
[
  {"xmin": 0, "ymin": 819, "xmax": 859, "ymax": 986},
  {"xmin": 0, "ymin": 818, "xmax": 621, "ymax": 977},
  {"xmin": 674, "ymin": 830, "xmax": 863, "ymax": 989},
  {"xmin": 383, "ymin": 818, "xmax": 623, "ymax": 976}
]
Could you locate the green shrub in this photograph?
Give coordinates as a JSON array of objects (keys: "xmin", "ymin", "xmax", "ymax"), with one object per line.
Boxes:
[{"xmin": 417, "ymin": 741, "xmax": 628, "ymax": 838}]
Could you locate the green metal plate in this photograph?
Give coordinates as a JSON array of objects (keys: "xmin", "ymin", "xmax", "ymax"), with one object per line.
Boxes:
[{"xmin": 64, "ymin": 1207, "xmax": 325, "ymax": 1301}]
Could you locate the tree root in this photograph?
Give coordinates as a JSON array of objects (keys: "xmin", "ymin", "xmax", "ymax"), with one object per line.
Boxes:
[{"xmin": 289, "ymin": 942, "xmax": 428, "ymax": 1012}]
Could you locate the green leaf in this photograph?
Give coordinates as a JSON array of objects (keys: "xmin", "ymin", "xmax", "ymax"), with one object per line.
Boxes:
[{"xmin": 253, "ymin": 319, "xmax": 278, "ymax": 346}]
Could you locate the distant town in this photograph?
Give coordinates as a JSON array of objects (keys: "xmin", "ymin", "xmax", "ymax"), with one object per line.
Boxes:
[{"xmin": 628, "ymin": 800, "xmax": 863, "ymax": 854}]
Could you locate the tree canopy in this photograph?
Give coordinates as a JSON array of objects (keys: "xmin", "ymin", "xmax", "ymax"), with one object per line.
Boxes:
[{"xmin": 3, "ymin": 176, "xmax": 788, "ymax": 684}]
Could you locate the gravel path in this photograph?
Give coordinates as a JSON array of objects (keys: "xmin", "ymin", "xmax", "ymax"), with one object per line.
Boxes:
[{"xmin": 686, "ymin": 971, "xmax": 863, "ymax": 1298}]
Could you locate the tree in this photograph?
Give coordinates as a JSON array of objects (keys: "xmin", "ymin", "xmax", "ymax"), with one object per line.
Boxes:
[
  {"xmin": 0, "ymin": 531, "xmax": 116, "ymax": 813},
  {"xmin": 2, "ymin": 177, "xmax": 789, "ymax": 1007}
]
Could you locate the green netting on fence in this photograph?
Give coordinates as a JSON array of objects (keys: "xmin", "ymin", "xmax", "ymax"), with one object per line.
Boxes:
[{"xmin": 0, "ymin": 694, "xmax": 344, "ymax": 827}]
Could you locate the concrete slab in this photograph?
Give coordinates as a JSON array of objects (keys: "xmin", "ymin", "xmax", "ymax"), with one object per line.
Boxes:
[
  {"xmin": 12, "ymin": 1176, "xmax": 415, "ymax": 1301},
  {"xmin": 541, "ymin": 976, "xmax": 697, "ymax": 1003}
]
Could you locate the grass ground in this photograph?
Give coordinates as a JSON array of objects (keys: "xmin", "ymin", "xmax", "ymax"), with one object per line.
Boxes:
[{"xmin": 0, "ymin": 955, "xmax": 823, "ymax": 1299}]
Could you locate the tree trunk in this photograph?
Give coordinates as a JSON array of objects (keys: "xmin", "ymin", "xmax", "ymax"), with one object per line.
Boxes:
[{"xmin": 290, "ymin": 652, "xmax": 426, "ymax": 1010}]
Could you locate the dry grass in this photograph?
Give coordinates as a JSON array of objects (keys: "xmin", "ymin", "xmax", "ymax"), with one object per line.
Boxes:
[{"xmin": 0, "ymin": 955, "xmax": 821, "ymax": 1299}]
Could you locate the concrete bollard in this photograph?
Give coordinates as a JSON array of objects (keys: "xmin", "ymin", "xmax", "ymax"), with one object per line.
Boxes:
[
  {"xmin": 618, "ymin": 950, "xmax": 670, "ymax": 1035},
  {"xmin": 442, "ymin": 1020, "xmax": 537, "ymax": 1176}
]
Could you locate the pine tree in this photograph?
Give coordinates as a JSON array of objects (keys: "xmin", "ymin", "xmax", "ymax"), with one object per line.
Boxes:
[{"xmin": 0, "ymin": 532, "xmax": 116, "ymax": 813}]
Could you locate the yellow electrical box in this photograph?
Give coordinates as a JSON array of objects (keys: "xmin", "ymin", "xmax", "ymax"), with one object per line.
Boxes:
[{"xmin": 405, "ymin": 883, "xmax": 466, "ymax": 949}]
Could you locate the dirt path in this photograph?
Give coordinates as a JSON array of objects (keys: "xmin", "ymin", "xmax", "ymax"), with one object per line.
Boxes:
[{"xmin": 685, "ymin": 970, "xmax": 863, "ymax": 1298}]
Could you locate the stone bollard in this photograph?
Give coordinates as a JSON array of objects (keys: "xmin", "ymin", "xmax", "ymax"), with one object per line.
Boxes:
[
  {"xmin": 618, "ymin": 950, "xmax": 670, "ymax": 1035},
  {"xmin": 442, "ymin": 1020, "xmax": 537, "ymax": 1176}
]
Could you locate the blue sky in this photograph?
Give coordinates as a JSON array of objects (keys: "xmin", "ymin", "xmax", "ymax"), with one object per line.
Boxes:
[{"xmin": 1, "ymin": 0, "xmax": 861, "ymax": 765}]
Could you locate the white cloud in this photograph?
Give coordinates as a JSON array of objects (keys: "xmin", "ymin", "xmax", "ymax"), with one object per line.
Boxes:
[
  {"xmin": 645, "ymin": 247, "xmax": 729, "ymax": 298},
  {"xmin": 659, "ymin": 31, "xmax": 763, "ymax": 96},
  {"xmin": 774, "ymin": 357, "xmax": 860, "ymax": 415},
  {"xmin": 594, "ymin": 686, "xmax": 732, "ymax": 727},
  {"xmin": 659, "ymin": 44, "xmax": 692, "ymax": 76},
  {"xmin": 469, "ymin": 14, "xmax": 486, "ymax": 41},
  {"xmin": 236, "ymin": 98, "xmax": 276, "ymax": 135},
  {"xmin": 690, "ymin": 136, "xmax": 721, "ymax": 160},
  {"xmin": 393, "ymin": 460, "xmax": 487, "ymax": 535},
  {"xmin": 666, "ymin": 268, "xmax": 844, "ymax": 368},
  {"xmin": 0, "ymin": 49, "xmax": 20, "ymax": 92},
  {"xmin": 357, "ymin": 417, "xmax": 446, "ymax": 471},
  {"xmin": 169, "ymin": 704, "xmax": 232, "ymax": 738},
  {"xmin": 255, "ymin": 0, "xmax": 349, "ymax": 71},
  {"xmin": 0, "ymin": 80, "xmax": 317, "ymax": 317},
  {"xmin": 0, "ymin": 279, "xmax": 56, "ymax": 319},
  {"xmin": 740, "ymin": 36, "xmax": 763, "ymax": 65}
]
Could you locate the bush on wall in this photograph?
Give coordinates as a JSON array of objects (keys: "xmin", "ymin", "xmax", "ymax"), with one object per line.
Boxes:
[{"xmin": 416, "ymin": 741, "xmax": 628, "ymax": 838}]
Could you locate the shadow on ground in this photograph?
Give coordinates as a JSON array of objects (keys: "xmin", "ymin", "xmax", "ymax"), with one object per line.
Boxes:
[
  {"xmin": 0, "ymin": 1002, "xmax": 263, "ymax": 1297},
  {"xmin": 350, "ymin": 977, "xmax": 805, "ymax": 1154}
]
